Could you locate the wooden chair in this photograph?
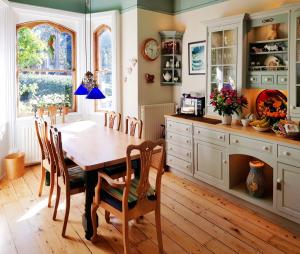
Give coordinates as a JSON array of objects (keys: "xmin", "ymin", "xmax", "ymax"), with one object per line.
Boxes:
[
  {"xmin": 48, "ymin": 105, "xmax": 58, "ymax": 125},
  {"xmin": 125, "ymin": 116, "xmax": 143, "ymax": 138},
  {"xmin": 104, "ymin": 111, "xmax": 121, "ymax": 131},
  {"xmin": 50, "ymin": 127, "xmax": 85, "ymax": 237},
  {"xmin": 91, "ymin": 139, "xmax": 165, "ymax": 254},
  {"xmin": 35, "ymin": 118, "xmax": 55, "ymax": 207}
]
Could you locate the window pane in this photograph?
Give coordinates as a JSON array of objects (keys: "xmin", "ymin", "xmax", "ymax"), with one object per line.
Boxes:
[
  {"xmin": 18, "ymin": 71, "xmax": 73, "ymax": 115},
  {"xmin": 97, "ymin": 29, "xmax": 112, "ymax": 110}
]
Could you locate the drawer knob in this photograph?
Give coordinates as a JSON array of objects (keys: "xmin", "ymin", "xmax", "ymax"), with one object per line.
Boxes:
[
  {"xmin": 197, "ymin": 130, "xmax": 201, "ymax": 134},
  {"xmin": 169, "ymin": 147, "xmax": 173, "ymax": 150},
  {"xmin": 186, "ymin": 165, "xmax": 190, "ymax": 169},
  {"xmin": 186, "ymin": 128, "xmax": 189, "ymax": 131},
  {"xmin": 170, "ymin": 135, "xmax": 173, "ymax": 138},
  {"xmin": 186, "ymin": 152, "xmax": 190, "ymax": 156},
  {"xmin": 223, "ymin": 160, "xmax": 227, "ymax": 164},
  {"xmin": 234, "ymin": 139, "xmax": 239, "ymax": 144},
  {"xmin": 263, "ymin": 146, "xmax": 269, "ymax": 151},
  {"xmin": 283, "ymin": 151, "xmax": 290, "ymax": 156},
  {"xmin": 218, "ymin": 136, "xmax": 223, "ymax": 140},
  {"xmin": 292, "ymin": 105, "xmax": 296, "ymax": 110},
  {"xmin": 186, "ymin": 140, "xmax": 189, "ymax": 143}
]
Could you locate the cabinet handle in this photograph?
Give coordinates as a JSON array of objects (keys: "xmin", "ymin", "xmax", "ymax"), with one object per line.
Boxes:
[
  {"xmin": 186, "ymin": 165, "xmax": 190, "ymax": 169},
  {"xmin": 197, "ymin": 130, "xmax": 201, "ymax": 134},
  {"xmin": 169, "ymin": 147, "xmax": 173, "ymax": 151},
  {"xmin": 218, "ymin": 136, "xmax": 223, "ymax": 140},
  {"xmin": 283, "ymin": 151, "xmax": 290, "ymax": 156},
  {"xmin": 223, "ymin": 160, "xmax": 227, "ymax": 164},
  {"xmin": 291, "ymin": 105, "xmax": 296, "ymax": 110},
  {"xmin": 186, "ymin": 128, "xmax": 189, "ymax": 131},
  {"xmin": 170, "ymin": 135, "xmax": 173, "ymax": 138},
  {"xmin": 263, "ymin": 146, "xmax": 269, "ymax": 151},
  {"xmin": 234, "ymin": 139, "xmax": 239, "ymax": 144},
  {"xmin": 186, "ymin": 140, "xmax": 190, "ymax": 143},
  {"xmin": 276, "ymin": 178, "xmax": 282, "ymax": 191},
  {"xmin": 186, "ymin": 152, "xmax": 190, "ymax": 156}
]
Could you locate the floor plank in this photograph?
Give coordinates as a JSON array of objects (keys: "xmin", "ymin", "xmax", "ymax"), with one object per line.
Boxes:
[{"xmin": 0, "ymin": 165, "xmax": 299, "ymax": 254}]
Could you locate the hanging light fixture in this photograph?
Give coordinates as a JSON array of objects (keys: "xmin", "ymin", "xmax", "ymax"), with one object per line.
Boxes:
[{"xmin": 74, "ymin": 0, "xmax": 105, "ymax": 100}]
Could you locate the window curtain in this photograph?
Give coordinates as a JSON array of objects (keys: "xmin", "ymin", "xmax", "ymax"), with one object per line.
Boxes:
[{"xmin": 0, "ymin": 0, "xmax": 16, "ymax": 178}]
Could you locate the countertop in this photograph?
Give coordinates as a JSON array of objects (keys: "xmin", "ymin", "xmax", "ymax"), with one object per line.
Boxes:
[{"xmin": 165, "ymin": 114, "xmax": 300, "ymax": 148}]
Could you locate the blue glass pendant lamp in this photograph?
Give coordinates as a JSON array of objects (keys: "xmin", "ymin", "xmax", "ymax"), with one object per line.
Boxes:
[{"xmin": 74, "ymin": 0, "xmax": 106, "ymax": 100}]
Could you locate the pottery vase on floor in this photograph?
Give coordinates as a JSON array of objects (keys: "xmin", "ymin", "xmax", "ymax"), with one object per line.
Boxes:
[
  {"xmin": 246, "ymin": 161, "xmax": 265, "ymax": 198},
  {"xmin": 221, "ymin": 114, "xmax": 232, "ymax": 125}
]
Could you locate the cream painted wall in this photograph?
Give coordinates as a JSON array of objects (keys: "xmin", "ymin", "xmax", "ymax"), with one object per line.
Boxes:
[
  {"xmin": 173, "ymin": 0, "xmax": 300, "ymax": 105},
  {"xmin": 137, "ymin": 9, "xmax": 174, "ymax": 112},
  {"xmin": 121, "ymin": 8, "xmax": 139, "ymax": 118}
]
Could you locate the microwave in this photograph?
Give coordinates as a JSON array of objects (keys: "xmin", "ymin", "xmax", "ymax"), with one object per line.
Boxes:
[{"xmin": 180, "ymin": 95, "xmax": 205, "ymax": 116}]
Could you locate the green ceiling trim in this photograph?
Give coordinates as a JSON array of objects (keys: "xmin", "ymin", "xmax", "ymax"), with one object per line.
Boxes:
[
  {"xmin": 174, "ymin": 0, "xmax": 227, "ymax": 14},
  {"xmin": 8, "ymin": 0, "xmax": 226, "ymax": 14}
]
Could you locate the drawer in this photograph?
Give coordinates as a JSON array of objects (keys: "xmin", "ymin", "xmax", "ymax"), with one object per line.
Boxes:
[
  {"xmin": 166, "ymin": 120, "xmax": 192, "ymax": 136},
  {"xmin": 167, "ymin": 143, "xmax": 192, "ymax": 162},
  {"xmin": 278, "ymin": 145, "xmax": 300, "ymax": 165},
  {"xmin": 249, "ymin": 75, "xmax": 260, "ymax": 84},
  {"xmin": 277, "ymin": 75, "xmax": 288, "ymax": 85},
  {"xmin": 261, "ymin": 75, "xmax": 274, "ymax": 84},
  {"xmin": 166, "ymin": 132, "xmax": 192, "ymax": 148},
  {"xmin": 230, "ymin": 135, "xmax": 274, "ymax": 155},
  {"xmin": 166, "ymin": 154, "xmax": 192, "ymax": 175},
  {"xmin": 194, "ymin": 126, "xmax": 227, "ymax": 146}
]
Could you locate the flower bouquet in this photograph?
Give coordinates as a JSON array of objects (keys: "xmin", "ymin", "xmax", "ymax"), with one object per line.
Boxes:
[{"xmin": 210, "ymin": 85, "xmax": 248, "ymax": 124}]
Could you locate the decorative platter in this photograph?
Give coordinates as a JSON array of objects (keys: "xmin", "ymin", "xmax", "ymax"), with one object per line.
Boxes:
[{"xmin": 256, "ymin": 89, "xmax": 287, "ymax": 119}]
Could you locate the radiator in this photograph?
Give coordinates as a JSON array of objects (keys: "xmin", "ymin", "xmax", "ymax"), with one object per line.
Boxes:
[
  {"xmin": 19, "ymin": 125, "xmax": 41, "ymax": 165},
  {"xmin": 141, "ymin": 103, "xmax": 175, "ymax": 140}
]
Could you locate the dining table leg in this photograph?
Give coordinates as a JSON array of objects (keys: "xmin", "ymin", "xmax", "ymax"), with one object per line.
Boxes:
[{"xmin": 83, "ymin": 170, "xmax": 98, "ymax": 240}]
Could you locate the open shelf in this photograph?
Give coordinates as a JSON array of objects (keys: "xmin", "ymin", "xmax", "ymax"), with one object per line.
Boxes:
[
  {"xmin": 229, "ymin": 154, "xmax": 273, "ymax": 211},
  {"xmin": 250, "ymin": 51, "xmax": 287, "ymax": 55},
  {"xmin": 250, "ymin": 38, "xmax": 288, "ymax": 44}
]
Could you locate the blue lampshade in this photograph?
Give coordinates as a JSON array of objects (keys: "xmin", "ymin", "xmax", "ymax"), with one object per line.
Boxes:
[
  {"xmin": 86, "ymin": 87, "xmax": 106, "ymax": 99},
  {"xmin": 74, "ymin": 82, "xmax": 89, "ymax": 95}
]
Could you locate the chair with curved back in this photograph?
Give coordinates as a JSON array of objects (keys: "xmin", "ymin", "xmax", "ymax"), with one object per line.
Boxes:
[
  {"xmin": 50, "ymin": 127, "xmax": 85, "ymax": 237},
  {"xmin": 104, "ymin": 111, "xmax": 121, "ymax": 131},
  {"xmin": 125, "ymin": 116, "xmax": 143, "ymax": 139},
  {"xmin": 91, "ymin": 139, "xmax": 165, "ymax": 254},
  {"xmin": 35, "ymin": 118, "xmax": 56, "ymax": 207}
]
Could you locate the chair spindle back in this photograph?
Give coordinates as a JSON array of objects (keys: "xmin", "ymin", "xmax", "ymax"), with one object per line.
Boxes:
[
  {"xmin": 104, "ymin": 111, "xmax": 121, "ymax": 131},
  {"xmin": 125, "ymin": 116, "xmax": 143, "ymax": 139}
]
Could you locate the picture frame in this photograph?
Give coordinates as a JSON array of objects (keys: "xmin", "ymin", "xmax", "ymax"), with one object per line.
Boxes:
[{"xmin": 188, "ymin": 41, "xmax": 206, "ymax": 75}]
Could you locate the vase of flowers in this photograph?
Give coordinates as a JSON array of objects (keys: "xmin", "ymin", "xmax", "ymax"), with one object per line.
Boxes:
[{"xmin": 210, "ymin": 85, "xmax": 248, "ymax": 125}]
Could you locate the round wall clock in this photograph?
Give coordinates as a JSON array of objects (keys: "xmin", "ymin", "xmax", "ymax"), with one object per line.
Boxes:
[{"xmin": 142, "ymin": 38, "xmax": 160, "ymax": 61}]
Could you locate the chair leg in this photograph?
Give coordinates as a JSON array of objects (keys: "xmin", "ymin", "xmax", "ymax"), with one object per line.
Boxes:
[
  {"xmin": 122, "ymin": 216, "xmax": 130, "ymax": 254},
  {"xmin": 53, "ymin": 185, "xmax": 61, "ymax": 220},
  {"xmin": 62, "ymin": 194, "xmax": 70, "ymax": 237},
  {"xmin": 38, "ymin": 165, "xmax": 46, "ymax": 197},
  {"xmin": 48, "ymin": 170, "xmax": 55, "ymax": 208},
  {"xmin": 105, "ymin": 210, "xmax": 110, "ymax": 223},
  {"xmin": 155, "ymin": 206, "xmax": 163, "ymax": 254},
  {"xmin": 91, "ymin": 203, "xmax": 100, "ymax": 243}
]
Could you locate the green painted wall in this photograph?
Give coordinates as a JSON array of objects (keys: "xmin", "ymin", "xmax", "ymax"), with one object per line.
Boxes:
[{"xmin": 8, "ymin": 0, "xmax": 225, "ymax": 14}]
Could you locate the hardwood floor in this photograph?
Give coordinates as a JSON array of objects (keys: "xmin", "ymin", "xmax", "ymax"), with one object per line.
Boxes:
[{"xmin": 0, "ymin": 165, "xmax": 300, "ymax": 254}]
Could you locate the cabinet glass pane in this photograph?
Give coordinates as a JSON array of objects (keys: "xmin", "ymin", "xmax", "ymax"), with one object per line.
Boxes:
[
  {"xmin": 297, "ymin": 41, "xmax": 300, "ymax": 62},
  {"xmin": 211, "ymin": 31, "xmax": 223, "ymax": 48},
  {"xmin": 211, "ymin": 48, "xmax": 223, "ymax": 65},
  {"xmin": 224, "ymin": 29, "xmax": 236, "ymax": 46},
  {"xmin": 297, "ymin": 17, "xmax": 300, "ymax": 38},
  {"xmin": 223, "ymin": 48, "xmax": 236, "ymax": 64},
  {"xmin": 223, "ymin": 66, "xmax": 236, "ymax": 88},
  {"xmin": 297, "ymin": 86, "xmax": 300, "ymax": 107}
]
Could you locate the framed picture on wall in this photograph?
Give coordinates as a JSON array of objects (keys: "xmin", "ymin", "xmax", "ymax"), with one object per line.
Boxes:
[{"xmin": 188, "ymin": 41, "xmax": 206, "ymax": 75}]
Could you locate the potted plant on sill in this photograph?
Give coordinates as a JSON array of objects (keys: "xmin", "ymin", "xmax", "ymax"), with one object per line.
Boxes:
[{"xmin": 210, "ymin": 85, "xmax": 248, "ymax": 125}]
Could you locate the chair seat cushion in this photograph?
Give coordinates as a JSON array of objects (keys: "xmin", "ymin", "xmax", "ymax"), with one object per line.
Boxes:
[
  {"xmin": 103, "ymin": 159, "xmax": 141, "ymax": 177},
  {"xmin": 68, "ymin": 166, "xmax": 85, "ymax": 189},
  {"xmin": 101, "ymin": 177, "xmax": 156, "ymax": 211}
]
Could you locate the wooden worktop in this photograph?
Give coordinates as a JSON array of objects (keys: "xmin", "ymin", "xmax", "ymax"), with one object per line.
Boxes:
[{"xmin": 165, "ymin": 114, "xmax": 300, "ymax": 149}]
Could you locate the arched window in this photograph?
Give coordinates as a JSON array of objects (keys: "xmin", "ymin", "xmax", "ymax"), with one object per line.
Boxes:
[
  {"xmin": 94, "ymin": 24, "xmax": 113, "ymax": 112},
  {"xmin": 16, "ymin": 21, "xmax": 76, "ymax": 116}
]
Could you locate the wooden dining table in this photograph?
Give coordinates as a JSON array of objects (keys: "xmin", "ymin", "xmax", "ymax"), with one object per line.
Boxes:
[{"xmin": 56, "ymin": 120, "xmax": 145, "ymax": 240}]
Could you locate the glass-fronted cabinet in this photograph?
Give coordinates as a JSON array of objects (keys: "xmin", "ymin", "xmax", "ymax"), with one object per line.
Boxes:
[
  {"xmin": 247, "ymin": 13, "xmax": 289, "ymax": 90},
  {"xmin": 206, "ymin": 14, "xmax": 246, "ymax": 113},
  {"xmin": 159, "ymin": 31, "xmax": 184, "ymax": 85},
  {"xmin": 291, "ymin": 9, "xmax": 300, "ymax": 116}
]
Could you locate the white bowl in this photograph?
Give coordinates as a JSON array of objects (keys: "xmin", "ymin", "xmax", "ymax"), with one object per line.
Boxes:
[
  {"xmin": 252, "ymin": 126, "xmax": 270, "ymax": 132},
  {"xmin": 241, "ymin": 118, "xmax": 250, "ymax": 127}
]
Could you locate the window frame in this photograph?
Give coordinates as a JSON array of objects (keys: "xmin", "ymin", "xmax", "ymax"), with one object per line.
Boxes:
[
  {"xmin": 93, "ymin": 24, "xmax": 112, "ymax": 112},
  {"xmin": 16, "ymin": 20, "xmax": 77, "ymax": 117}
]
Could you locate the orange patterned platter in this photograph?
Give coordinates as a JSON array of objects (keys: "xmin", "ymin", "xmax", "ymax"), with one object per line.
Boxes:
[{"xmin": 256, "ymin": 89, "xmax": 287, "ymax": 119}]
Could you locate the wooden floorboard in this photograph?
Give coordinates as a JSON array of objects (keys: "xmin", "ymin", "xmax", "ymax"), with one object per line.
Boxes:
[{"xmin": 0, "ymin": 165, "xmax": 299, "ymax": 254}]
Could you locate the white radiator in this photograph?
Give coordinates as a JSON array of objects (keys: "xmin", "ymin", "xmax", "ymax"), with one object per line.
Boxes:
[
  {"xmin": 19, "ymin": 125, "xmax": 41, "ymax": 165},
  {"xmin": 141, "ymin": 103, "xmax": 175, "ymax": 140}
]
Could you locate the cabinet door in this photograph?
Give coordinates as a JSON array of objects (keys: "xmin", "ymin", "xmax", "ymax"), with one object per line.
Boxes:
[
  {"xmin": 290, "ymin": 9, "xmax": 300, "ymax": 116},
  {"xmin": 194, "ymin": 140, "xmax": 227, "ymax": 188},
  {"xmin": 277, "ymin": 163, "xmax": 300, "ymax": 219}
]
